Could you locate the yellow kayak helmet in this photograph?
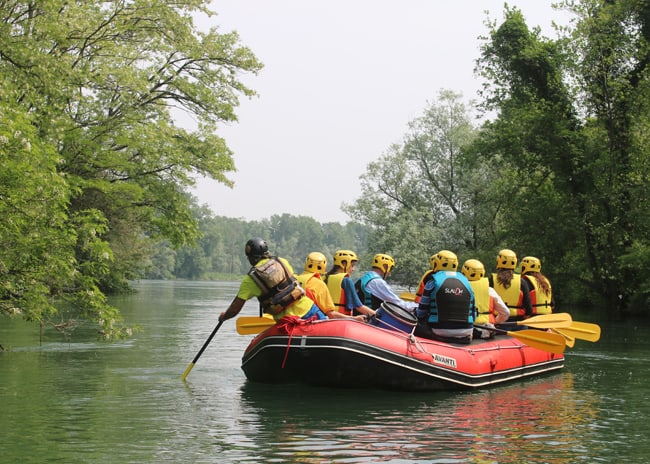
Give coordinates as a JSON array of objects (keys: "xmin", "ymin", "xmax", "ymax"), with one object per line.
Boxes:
[
  {"xmin": 304, "ymin": 252, "xmax": 327, "ymax": 273},
  {"xmin": 521, "ymin": 256, "xmax": 541, "ymax": 274},
  {"xmin": 461, "ymin": 259, "xmax": 485, "ymax": 281},
  {"xmin": 333, "ymin": 250, "xmax": 358, "ymax": 272},
  {"xmin": 496, "ymin": 249, "xmax": 518, "ymax": 270},
  {"xmin": 431, "ymin": 250, "xmax": 458, "ymax": 272},
  {"xmin": 373, "ymin": 254, "xmax": 395, "ymax": 273}
]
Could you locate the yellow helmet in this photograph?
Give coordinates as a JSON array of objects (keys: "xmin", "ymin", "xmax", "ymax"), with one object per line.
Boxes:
[
  {"xmin": 372, "ymin": 254, "xmax": 395, "ymax": 273},
  {"xmin": 304, "ymin": 252, "xmax": 327, "ymax": 273},
  {"xmin": 461, "ymin": 259, "xmax": 485, "ymax": 281},
  {"xmin": 431, "ymin": 250, "xmax": 458, "ymax": 272},
  {"xmin": 521, "ymin": 256, "xmax": 541, "ymax": 274},
  {"xmin": 496, "ymin": 249, "xmax": 517, "ymax": 270},
  {"xmin": 333, "ymin": 250, "xmax": 358, "ymax": 272}
]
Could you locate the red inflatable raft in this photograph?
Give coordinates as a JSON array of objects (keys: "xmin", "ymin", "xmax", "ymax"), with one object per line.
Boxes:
[{"xmin": 241, "ymin": 311, "xmax": 565, "ymax": 391}]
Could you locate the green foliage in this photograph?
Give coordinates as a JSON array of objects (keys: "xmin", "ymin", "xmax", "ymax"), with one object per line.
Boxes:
[
  {"xmin": 0, "ymin": 103, "xmax": 70, "ymax": 321},
  {"xmin": 0, "ymin": 1, "xmax": 263, "ymax": 337},
  {"xmin": 473, "ymin": 1, "xmax": 650, "ymax": 316},
  {"xmin": 4, "ymin": 0, "xmax": 650, "ymax": 337},
  {"xmin": 343, "ymin": 2, "xmax": 650, "ymax": 318},
  {"xmin": 344, "ymin": 90, "xmax": 500, "ymax": 285}
]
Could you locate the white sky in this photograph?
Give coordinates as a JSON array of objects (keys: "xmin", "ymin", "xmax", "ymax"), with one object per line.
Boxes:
[{"xmin": 192, "ymin": 1, "xmax": 571, "ymax": 224}]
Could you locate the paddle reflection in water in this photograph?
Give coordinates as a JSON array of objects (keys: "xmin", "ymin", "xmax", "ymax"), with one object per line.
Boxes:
[{"xmin": 237, "ymin": 373, "xmax": 599, "ymax": 463}]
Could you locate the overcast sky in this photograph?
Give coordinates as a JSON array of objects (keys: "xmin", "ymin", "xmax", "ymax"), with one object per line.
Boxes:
[{"xmin": 192, "ymin": 1, "xmax": 571, "ymax": 224}]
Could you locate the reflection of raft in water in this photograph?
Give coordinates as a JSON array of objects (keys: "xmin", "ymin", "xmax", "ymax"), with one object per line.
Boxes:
[{"xmin": 241, "ymin": 303, "xmax": 565, "ymax": 391}]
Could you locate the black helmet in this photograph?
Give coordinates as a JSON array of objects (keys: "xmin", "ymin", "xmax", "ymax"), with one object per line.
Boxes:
[{"xmin": 245, "ymin": 237, "xmax": 269, "ymax": 265}]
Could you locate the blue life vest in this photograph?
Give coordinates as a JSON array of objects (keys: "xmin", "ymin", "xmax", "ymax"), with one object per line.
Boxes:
[
  {"xmin": 416, "ymin": 271, "xmax": 475, "ymax": 326},
  {"xmin": 355, "ymin": 271, "xmax": 381, "ymax": 309}
]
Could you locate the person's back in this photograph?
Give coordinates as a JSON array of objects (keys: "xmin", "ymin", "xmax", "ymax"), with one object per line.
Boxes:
[
  {"xmin": 218, "ymin": 238, "xmax": 327, "ymax": 325},
  {"xmin": 416, "ymin": 270, "xmax": 475, "ymax": 343},
  {"xmin": 489, "ymin": 249, "xmax": 532, "ymax": 322},
  {"xmin": 415, "ymin": 251, "xmax": 457, "ymax": 303},
  {"xmin": 248, "ymin": 255, "xmax": 318, "ymax": 319},
  {"xmin": 414, "ymin": 250, "xmax": 474, "ymax": 343},
  {"xmin": 296, "ymin": 252, "xmax": 336, "ymax": 315},
  {"xmin": 356, "ymin": 253, "xmax": 416, "ymax": 311},
  {"xmin": 356, "ymin": 268, "xmax": 383, "ymax": 309},
  {"xmin": 325, "ymin": 250, "xmax": 375, "ymax": 318},
  {"xmin": 520, "ymin": 256, "xmax": 554, "ymax": 315},
  {"xmin": 462, "ymin": 259, "xmax": 509, "ymax": 338},
  {"xmin": 298, "ymin": 251, "xmax": 368, "ymax": 321}
]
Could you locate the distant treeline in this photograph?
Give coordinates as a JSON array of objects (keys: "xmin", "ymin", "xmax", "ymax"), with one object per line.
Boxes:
[{"xmin": 144, "ymin": 203, "xmax": 372, "ymax": 280}]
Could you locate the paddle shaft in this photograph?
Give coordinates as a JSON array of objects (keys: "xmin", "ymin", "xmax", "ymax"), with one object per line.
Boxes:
[
  {"xmin": 475, "ymin": 324, "xmax": 566, "ymax": 354},
  {"xmin": 181, "ymin": 319, "xmax": 224, "ymax": 380},
  {"xmin": 399, "ymin": 294, "xmax": 572, "ymax": 329},
  {"xmin": 495, "ymin": 313, "xmax": 572, "ymax": 330},
  {"xmin": 498, "ymin": 322, "xmax": 577, "ymax": 347}
]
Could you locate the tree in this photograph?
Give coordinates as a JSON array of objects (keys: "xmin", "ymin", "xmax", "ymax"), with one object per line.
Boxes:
[
  {"xmin": 344, "ymin": 90, "xmax": 493, "ymax": 285},
  {"xmin": 564, "ymin": 0, "xmax": 650, "ymax": 314},
  {"xmin": 0, "ymin": 1, "xmax": 262, "ymax": 335},
  {"xmin": 475, "ymin": 2, "xmax": 650, "ymax": 316}
]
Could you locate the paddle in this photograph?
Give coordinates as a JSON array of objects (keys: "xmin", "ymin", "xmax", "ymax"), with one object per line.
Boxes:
[
  {"xmin": 400, "ymin": 294, "xmax": 572, "ymax": 330},
  {"xmin": 508, "ymin": 312, "xmax": 573, "ymax": 329},
  {"xmin": 399, "ymin": 291, "xmax": 416, "ymax": 302},
  {"xmin": 553, "ymin": 321, "xmax": 601, "ymax": 342},
  {"xmin": 552, "ymin": 328, "xmax": 576, "ymax": 348},
  {"xmin": 475, "ymin": 324, "xmax": 566, "ymax": 354},
  {"xmin": 236, "ymin": 316, "xmax": 276, "ymax": 335},
  {"xmin": 181, "ymin": 319, "xmax": 224, "ymax": 381}
]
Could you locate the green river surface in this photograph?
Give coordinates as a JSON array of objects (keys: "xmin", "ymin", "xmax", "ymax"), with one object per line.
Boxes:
[{"xmin": 1, "ymin": 280, "xmax": 648, "ymax": 463}]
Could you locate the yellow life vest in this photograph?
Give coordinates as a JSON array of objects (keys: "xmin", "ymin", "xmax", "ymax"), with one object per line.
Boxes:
[
  {"xmin": 325, "ymin": 272, "xmax": 348, "ymax": 314},
  {"xmin": 524, "ymin": 275, "xmax": 553, "ymax": 314},
  {"xmin": 470, "ymin": 277, "xmax": 494, "ymax": 325},
  {"xmin": 491, "ymin": 273, "xmax": 525, "ymax": 318}
]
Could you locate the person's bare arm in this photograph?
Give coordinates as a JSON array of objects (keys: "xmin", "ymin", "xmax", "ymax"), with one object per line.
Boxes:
[{"xmin": 219, "ymin": 297, "xmax": 246, "ymax": 322}]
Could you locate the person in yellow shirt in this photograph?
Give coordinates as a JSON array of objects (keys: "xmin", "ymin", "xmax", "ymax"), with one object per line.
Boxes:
[
  {"xmin": 218, "ymin": 238, "xmax": 327, "ymax": 323},
  {"xmin": 297, "ymin": 252, "xmax": 366, "ymax": 321}
]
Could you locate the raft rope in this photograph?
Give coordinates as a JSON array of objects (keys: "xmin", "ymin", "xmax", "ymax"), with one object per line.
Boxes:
[
  {"xmin": 406, "ymin": 331, "xmax": 515, "ymax": 364},
  {"xmin": 275, "ymin": 316, "xmax": 321, "ymax": 369}
]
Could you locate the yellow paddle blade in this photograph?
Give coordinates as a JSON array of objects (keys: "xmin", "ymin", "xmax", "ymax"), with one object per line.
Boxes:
[
  {"xmin": 519, "ymin": 312, "xmax": 573, "ymax": 328},
  {"xmin": 552, "ymin": 328, "xmax": 576, "ymax": 348},
  {"xmin": 236, "ymin": 316, "xmax": 276, "ymax": 335},
  {"xmin": 399, "ymin": 292, "xmax": 416, "ymax": 302},
  {"xmin": 507, "ymin": 329, "xmax": 566, "ymax": 354},
  {"xmin": 181, "ymin": 362, "xmax": 195, "ymax": 381},
  {"xmin": 554, "ymin": 321, "xmax": 601, "ymax": 342}
]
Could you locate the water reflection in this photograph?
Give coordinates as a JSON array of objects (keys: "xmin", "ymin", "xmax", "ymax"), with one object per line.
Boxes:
[{"xmin": 238, "ymin": 373, "xmax": 600, "ymax": 463}]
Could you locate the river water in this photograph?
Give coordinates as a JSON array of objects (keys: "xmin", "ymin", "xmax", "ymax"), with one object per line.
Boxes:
[{"xmin": 0, "ymin": 280, "xmax": 648, "ymax": 463}]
